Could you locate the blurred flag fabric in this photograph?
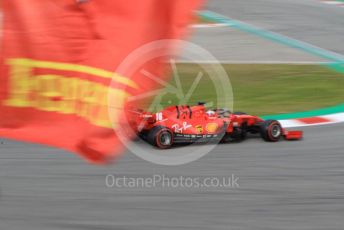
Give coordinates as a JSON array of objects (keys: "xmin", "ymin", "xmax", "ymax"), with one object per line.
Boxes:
[{"xmin": 0, "ymin": 0, "xmax": 203, "ymax": 163}]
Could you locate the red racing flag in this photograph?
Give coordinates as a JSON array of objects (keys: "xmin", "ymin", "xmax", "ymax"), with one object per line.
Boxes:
[{"xmin": 0, "ymin": 0, "xmax": 203, "ymax": 163}]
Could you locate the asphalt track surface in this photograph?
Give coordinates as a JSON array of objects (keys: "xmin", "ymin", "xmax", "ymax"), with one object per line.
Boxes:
[
  {"xmin": 206, "ymin": 0, "xmax": 344, "ymax": 55},
  {"xmin": 188, "ymin": 27, "xmax": 326, "ymax": 62},
  {"xmin": 1, "ymin": 123, "xmax": 344, "ymax": 230}
]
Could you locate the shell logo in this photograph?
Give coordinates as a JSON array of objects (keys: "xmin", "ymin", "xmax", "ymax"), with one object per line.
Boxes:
[{"xmin": 206, "ymin": 123, "xmax": 218, "ymax": 133}]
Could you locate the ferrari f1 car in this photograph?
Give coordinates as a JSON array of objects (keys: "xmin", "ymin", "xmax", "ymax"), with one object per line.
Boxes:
[{"xmin": 128, "ymin": 103, "xmax": 303, "ymax": 149}]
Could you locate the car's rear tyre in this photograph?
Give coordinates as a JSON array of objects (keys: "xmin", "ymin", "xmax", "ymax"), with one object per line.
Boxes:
[
  {"xmin": 260, "ymin": 120, "xmax": 282, "ymax": 142},
  {"xmin": 147, "ymin": 126, "xmax": 173, "ymax": 149}
]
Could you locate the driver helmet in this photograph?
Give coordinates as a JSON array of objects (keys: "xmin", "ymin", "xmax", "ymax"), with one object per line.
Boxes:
[{"xmin": 206, "ymin": 110, "xmax": 216, "ymax": 117}]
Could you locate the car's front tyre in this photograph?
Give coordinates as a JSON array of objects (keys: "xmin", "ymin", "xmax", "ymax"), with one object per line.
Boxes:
[{"xmin": 260, "ymin": 120, "xmax": 282, "ymax": 142}]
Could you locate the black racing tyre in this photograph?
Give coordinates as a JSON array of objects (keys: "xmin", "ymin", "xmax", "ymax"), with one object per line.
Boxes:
[
  {"xmin": 260, "ymin": 120, "xmax": 282, "ymax": 142},
  {"xmin": 147, "ymin": 126, "xmax": 173, "ymax": 149}
]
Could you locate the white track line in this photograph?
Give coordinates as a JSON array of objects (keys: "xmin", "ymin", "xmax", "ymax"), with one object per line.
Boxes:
[{"xmin": 190, "ymin": 23, "xmax": 228, "ymax": 28}]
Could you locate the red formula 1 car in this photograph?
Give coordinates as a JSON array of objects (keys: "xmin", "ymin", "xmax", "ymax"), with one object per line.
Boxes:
[{"xmin": 127, "ymin": 103, "xmax": 303, "ymax": 149}]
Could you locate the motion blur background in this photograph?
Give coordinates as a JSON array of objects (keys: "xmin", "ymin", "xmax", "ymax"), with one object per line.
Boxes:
[{"xmin": 1, "ymin": 0, "xmax": 344, "ymax": 229}]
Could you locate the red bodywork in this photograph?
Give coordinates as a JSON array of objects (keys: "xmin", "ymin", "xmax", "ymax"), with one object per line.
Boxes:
[{"xmin": 127, "ymin": 104, "xmax": 303, "ymax": 144}]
